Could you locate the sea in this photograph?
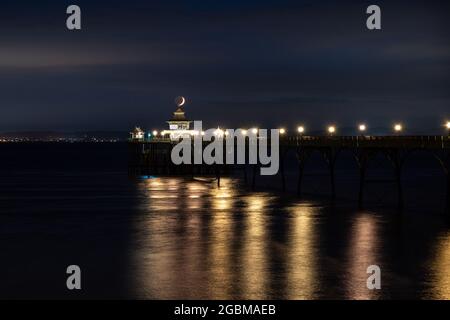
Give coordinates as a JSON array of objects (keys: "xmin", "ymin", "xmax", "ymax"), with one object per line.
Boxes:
[{"xmin": 0, "ymin": 142, "xmax": 449, "ymax": 299}]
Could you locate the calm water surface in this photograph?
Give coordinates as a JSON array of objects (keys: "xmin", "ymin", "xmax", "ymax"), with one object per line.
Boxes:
[{"xmin": 0, "ymin": 143, "xmax": 449, "ymax": 299}]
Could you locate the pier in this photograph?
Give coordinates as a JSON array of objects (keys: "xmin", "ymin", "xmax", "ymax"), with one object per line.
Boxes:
[{"xmin": 129, "ymin": 134, "xmax": 450, "ymax": 214}]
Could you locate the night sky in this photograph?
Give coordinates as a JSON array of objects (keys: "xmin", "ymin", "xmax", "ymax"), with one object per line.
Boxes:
[{"xmin": 0, "ymin": 0, "xmax": 449, "ymax": 133}]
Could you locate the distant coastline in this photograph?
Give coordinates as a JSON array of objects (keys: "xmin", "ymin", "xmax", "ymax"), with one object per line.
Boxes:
[{"xmin": 0, "ymin": 131, "xmax": 128, "ymax": 143}]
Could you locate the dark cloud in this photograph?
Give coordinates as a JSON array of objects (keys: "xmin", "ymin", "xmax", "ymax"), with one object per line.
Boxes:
[{"xmin": 0, "ymin": 0, "xmax": 449, "ymax": 132}]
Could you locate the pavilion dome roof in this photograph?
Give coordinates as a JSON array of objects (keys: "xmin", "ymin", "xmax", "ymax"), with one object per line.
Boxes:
[
  {"xmin": 131, "ymin": 126, "xmax": 144, "ymax": 133},
  {"xmin": 170, "ymin": 106, "xmax": 189, "ymax": 121}
]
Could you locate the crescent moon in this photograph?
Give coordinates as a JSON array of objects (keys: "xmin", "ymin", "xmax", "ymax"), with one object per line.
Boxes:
[{"xmin": 179, "ymin": 97, "xmax": 186, "ymax": 106}]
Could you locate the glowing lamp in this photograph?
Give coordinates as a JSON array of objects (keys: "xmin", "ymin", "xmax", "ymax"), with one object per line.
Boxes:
[
  {"xmin": 214, "ymin": 128, "xmax": 224, "ymax": 137},
  {"xmin": 394, "ymin": 124, "xmax": 403, "ymax": 132}
]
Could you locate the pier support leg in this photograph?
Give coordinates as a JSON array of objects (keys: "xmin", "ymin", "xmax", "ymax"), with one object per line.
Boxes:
[
  {"xmin": 252, "ymin": 165, "xmax": 257, "ymax": 190},
  {"xmin": 446, "ymin": 172, "xmax": 450, "ymax": 217},
  {"xmin": 358, "ymin": 166, "xmax": 366, "ymax": 210},
  {"xmin": 325, "ymin": 148, "xmax": 338, "ymax": 202},
  {"xmin": 386, "ymin": 150, "xmax": 404, "ymax": 213},
  {"xmin": 296, "ymin": 147, "xmax": 309, "ymax": 199},
  {"xmin": 280, "ymin": 156, "xmax": 286, "ymax": 192},
  {"xmin": 358, "ymin": 153, "xmax": 368, "ymax": 210},
  {"xmin": 435, "ymin": 153, "xmax": 450, "ymax": 217},
  {"xmin": 396, "ymin": 169, "xmax": 403, "ymax": 212},
  {"xmin": 389, "ymin": 150, "xmax": 404, "ymax": 212},
  {"xmin": 215, "ymin": 165, "xmax": 221, "ymax": 188},
  {"xmin": 330, "ymin": 162, "xmax": 336, "ymax": 201},
  {"xmin": 243, "ymin": 166, "xmax": 248, "ymax": 185},
  {"xmin": 297, "ymin": 163, "xmax": 304, "ymax": 198}
]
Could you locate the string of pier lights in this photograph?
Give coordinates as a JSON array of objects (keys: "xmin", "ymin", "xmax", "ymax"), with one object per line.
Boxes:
[
  {"xmin": 280, "ymin": 123, "xmax": 403, "ymax": 135},
  {"xmin": 150, "ymin": 121, "xmax": 450, "ymax": 138}
]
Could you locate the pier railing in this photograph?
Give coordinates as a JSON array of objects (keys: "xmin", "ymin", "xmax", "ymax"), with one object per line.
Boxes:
[
  {"xmin": 130, "ymin": 135, "xmax": 450, "ymax": 149},
  {"xmin": 284, "ymin": 135, "xmax": 450, "ymax": 148}
]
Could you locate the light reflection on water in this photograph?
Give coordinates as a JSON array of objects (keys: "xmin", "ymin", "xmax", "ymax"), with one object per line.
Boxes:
[
  {"xmin": 130, "ymin": 177, "xmax": 450, "ymax": 300},
  {"xmin": 429, "ymin": 233, "xmax": 450, "ymax": 299},
  {"xmin": 3, "ymin": 144, "xmax": 449, "ymax": 299},
  {"xmin": 285, "ymin": 204, "xmax": 319, "ymax": 299},
  {"xmin": 241, "ymin": 194, "xmax": 269, "ymax": 299},
  {"xmin": 346, "ymin": 214, "xmax": 381, "ymax": 300}
]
